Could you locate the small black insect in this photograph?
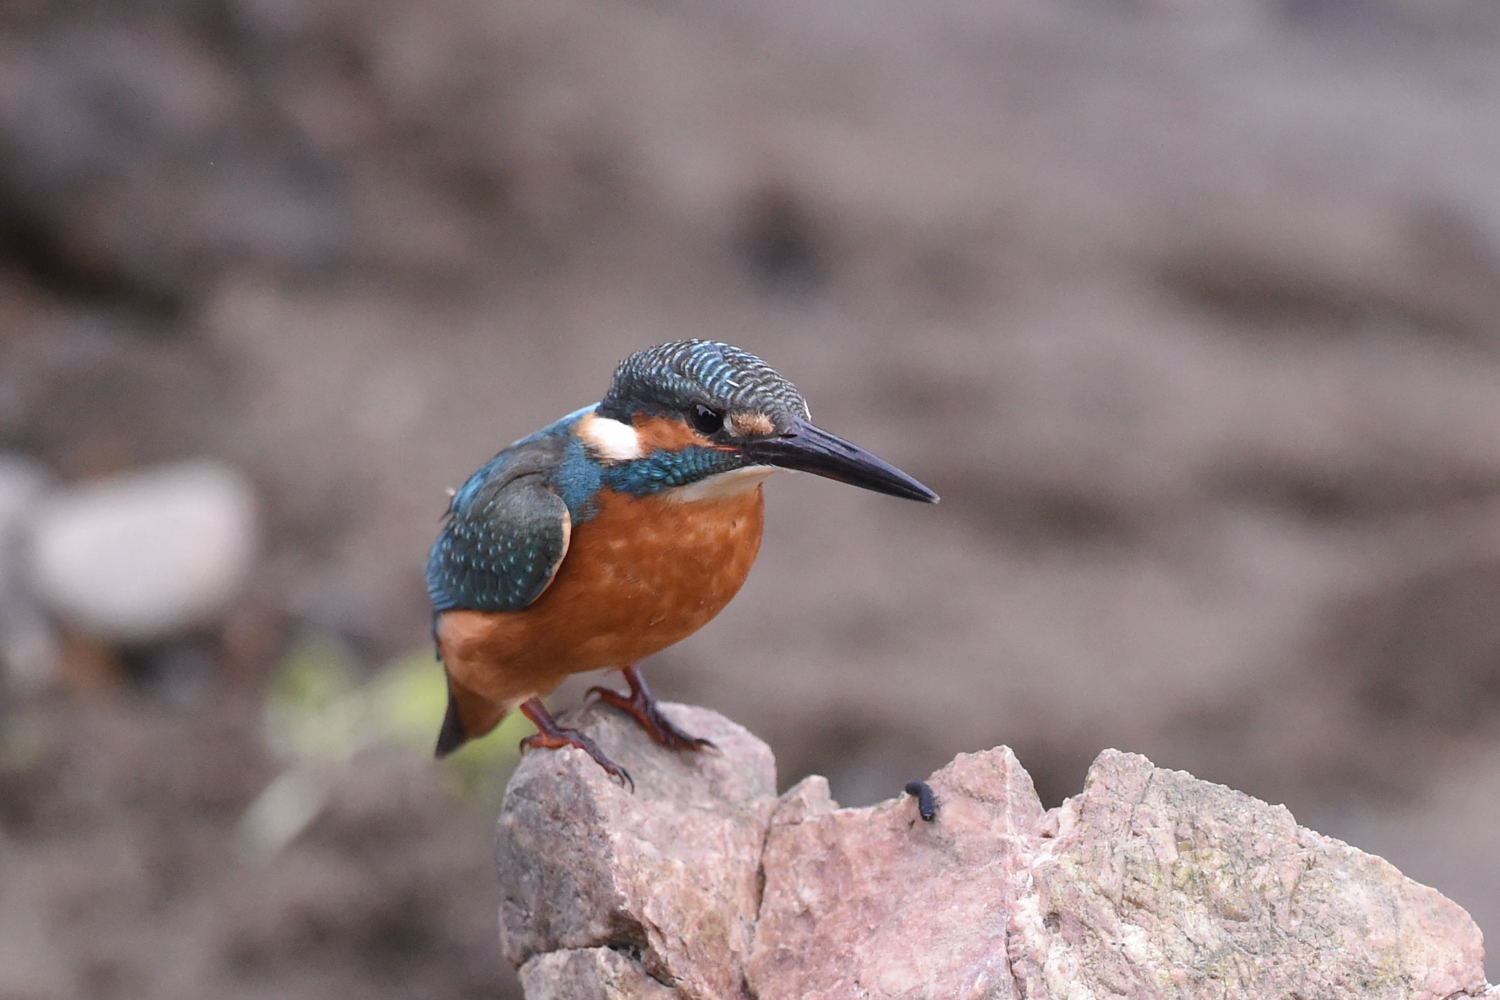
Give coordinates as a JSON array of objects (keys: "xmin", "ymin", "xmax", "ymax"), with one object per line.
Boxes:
[{"xmin": 904, "ymin": 780, "xmax": 937, "ymax": 822}]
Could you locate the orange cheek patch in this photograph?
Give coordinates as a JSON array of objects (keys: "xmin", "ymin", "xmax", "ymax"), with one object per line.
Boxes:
[{"xmin": 632, "ymin": 415, "xmax": 713, "ymax": 451}]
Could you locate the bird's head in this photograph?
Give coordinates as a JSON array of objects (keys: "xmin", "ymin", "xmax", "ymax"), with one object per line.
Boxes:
[{"xmin": 585, "ymin": 340, "xmax": 938, "ymax": 503}]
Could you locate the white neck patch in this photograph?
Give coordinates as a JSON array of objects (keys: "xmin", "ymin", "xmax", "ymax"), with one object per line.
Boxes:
[
  {"xmin": 666, "ymin": 465, "xmax": 776, "ymax": 503},
  {"xmin": 578, "ymin": 411, "xmax": 644, "ymax": 462}
]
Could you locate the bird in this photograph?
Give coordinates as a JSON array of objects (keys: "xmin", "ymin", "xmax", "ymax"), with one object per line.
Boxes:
[{"xmin": 426, "ymin": 339, "xmax": 938, "ymax": 786}]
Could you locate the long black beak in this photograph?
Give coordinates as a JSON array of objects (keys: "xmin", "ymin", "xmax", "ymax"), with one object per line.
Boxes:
[{"xmin": 740, "ymin": 420, "xmax": 939, "ymax": 503}]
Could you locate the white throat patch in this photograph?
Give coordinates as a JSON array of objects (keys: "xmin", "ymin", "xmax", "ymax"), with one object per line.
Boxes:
[
  {"xmin": 667, "ymin": 465, "xmax": 776, "ymax": 503},
  {"xmin": 578, "ymin": 411, "xmax": 644, "ymax": 462}
]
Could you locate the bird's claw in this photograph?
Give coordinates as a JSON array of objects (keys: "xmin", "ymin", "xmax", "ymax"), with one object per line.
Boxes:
[
  {"xmin": 587, "ymin": 683, "xmax": 717, "ymax": 752},
  {"xmin": 521, "ymin": 727, "xmax": 635, "ymax": 792}
]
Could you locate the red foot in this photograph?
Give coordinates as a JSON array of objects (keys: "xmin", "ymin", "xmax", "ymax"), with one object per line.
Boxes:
[
  {"xmin": 588, "ymin": 664, "xmax": 717, "ymax": 752},
  {"xmin": 519, "ymin": 697, "xmax": 634, "ymax": 791}
]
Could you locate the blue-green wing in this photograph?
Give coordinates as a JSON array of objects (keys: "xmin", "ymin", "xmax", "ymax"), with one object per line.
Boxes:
[{"xmin": 426, "ymin": 443, "xmax": 571, "ymax": 613}]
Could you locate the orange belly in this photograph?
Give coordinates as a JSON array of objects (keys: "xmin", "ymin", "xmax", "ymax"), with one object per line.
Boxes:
[{"xmin": 438, "ymin": 484, "xmax": 765, "ymax": 736}]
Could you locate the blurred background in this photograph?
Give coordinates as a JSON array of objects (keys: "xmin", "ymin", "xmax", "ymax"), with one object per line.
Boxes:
[{"xmin": 3, "ymin": 0, "xmax": 1500, "ymax": 996}]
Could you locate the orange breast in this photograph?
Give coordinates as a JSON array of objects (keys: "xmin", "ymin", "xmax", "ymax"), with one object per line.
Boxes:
[{"xmin": 438, "ymin": 484, "xmax": 765, "ymax": 718}]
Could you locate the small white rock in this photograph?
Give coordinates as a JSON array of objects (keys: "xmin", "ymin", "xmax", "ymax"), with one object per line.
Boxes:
[
  {"xmin": 25, "ymin": 461, "xmax": 257, "ymax": 643},
  {"xmin": 0, "ymin": 454, "xmax": 58, "ymax": 689},
  {"xmin": 0, "ymin": 454, "xmax": 51, "ymax": 544}
]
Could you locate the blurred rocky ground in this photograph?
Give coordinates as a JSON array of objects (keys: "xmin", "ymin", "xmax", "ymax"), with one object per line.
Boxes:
[{"xmin": 2, "ymin": 0, "xmax": 1500, "ymax": 996}]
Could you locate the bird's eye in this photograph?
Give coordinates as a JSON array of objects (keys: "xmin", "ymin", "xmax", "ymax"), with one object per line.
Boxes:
[{"xmin": 690, "ymin": 403, "xmax": 725, "ymax": 435}]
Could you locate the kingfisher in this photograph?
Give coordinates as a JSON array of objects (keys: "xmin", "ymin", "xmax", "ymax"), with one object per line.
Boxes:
[{"xmin": 426, "ymin": 340, "xmax": 938, "ymax": 786}]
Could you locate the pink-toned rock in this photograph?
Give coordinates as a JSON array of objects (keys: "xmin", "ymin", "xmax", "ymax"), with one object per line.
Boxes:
[
  {"xmin": 749, "ymin": 748, "xmax": 1044, "ymax": 999},
  {"xmin": 495, "ymin": 705, "xmax": 1494, "ymax": 1000},
  {"xmin": 495, "ymin": 702, "xmax": 776, "ymax": 1000},
  {"xmin": 1008, "ymin": 751, "xmax": 1488, "ymax": 1000},
  {"xmin": 518, "ymin": 948, "xmax": 678, "ymax": 1000}
]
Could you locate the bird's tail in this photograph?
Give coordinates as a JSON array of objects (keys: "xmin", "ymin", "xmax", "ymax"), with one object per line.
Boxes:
[
  {"xmin": 434, "ymin": 685, "xmax": 468, "ymax": 758},
  {"xmin": 433, "ymin": 677, "xmax": 510, "ymax": 758}
]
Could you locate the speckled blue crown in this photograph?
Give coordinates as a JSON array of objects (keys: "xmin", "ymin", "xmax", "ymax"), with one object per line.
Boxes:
[{"xmin": 598, "ymin": 340, "xmax": 810, "ymax": 428}]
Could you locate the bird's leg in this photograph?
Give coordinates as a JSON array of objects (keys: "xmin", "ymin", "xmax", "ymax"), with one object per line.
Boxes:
[
  {"xmin": 588, "ymin": 664, "xmax": 716, "ymax": 752},
  {"xmin": 518, "ymin": 697, "xmax": 634, "ymax": 791}
]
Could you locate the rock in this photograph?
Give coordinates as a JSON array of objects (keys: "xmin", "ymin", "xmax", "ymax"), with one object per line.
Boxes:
[
  {"xmin": 497, "ymin": 703, "xmax": 776, "ymax": 1000},
  {"xmin": 0, "ymin": 455, "xmax": 51, "ymax": 540},
  {"xmin": 496, "ymin": 704, "xmax": 1495, "ymax": 1000},
  {"xmin": 24, "ymin": 461, "xmax": 257, "ymax": 643},
  {"xmin": 0, "ymin": 455, "xmax": 59, "ymax": 690},
  {"xmin": 518, "ymin": 949, "xmax": 678, "ymax": 1000},
  {"xmin": 749, "ymin": 750, "xmax": 1043, "ymax": 999},
  {"xmin": 1009, "ymin": 751, "xmax": 1486, "ymax": 1000}
]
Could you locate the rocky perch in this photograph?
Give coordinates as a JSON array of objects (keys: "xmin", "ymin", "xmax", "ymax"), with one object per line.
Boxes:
[{"xmin": 495, "ymin": 704, "xmax": 1495, "ymax": 1000}]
